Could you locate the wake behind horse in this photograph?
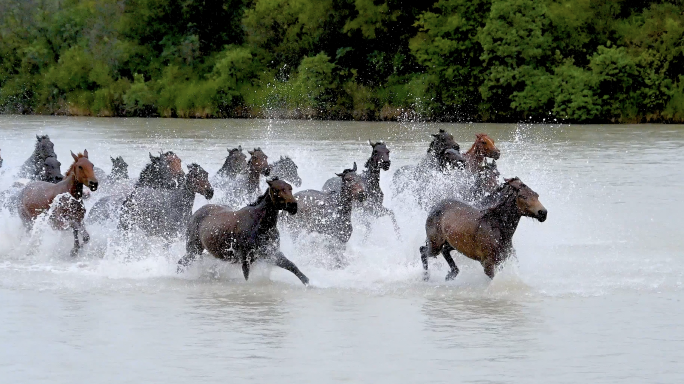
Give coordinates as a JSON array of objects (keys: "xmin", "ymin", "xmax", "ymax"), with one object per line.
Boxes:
[
  {"xmin": 18, "ymin": 150, "xmax": 99, "ymax": 257},
  {"xmin": 420, "ymin": 178, "xmax": 547, "ymax": 280},
  {"xmin": 178, "ymin": 178, "xmax": 308, "ymax": 285}
]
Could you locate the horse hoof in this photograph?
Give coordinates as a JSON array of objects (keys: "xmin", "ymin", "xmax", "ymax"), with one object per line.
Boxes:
[
  {"xmin": 70, "ymin": 248, "xmax": 79, "ymax": 258},
  {"xmin": 445, "ymin": 271, "xmax": 458, "ymax": 281},
  {"xmin": 82, "ymin": 234, "xmax": 90, "ymax": 243},
  {"xmin": 422, "ymin": 272, "xmax": 430, "ymax": 282}
]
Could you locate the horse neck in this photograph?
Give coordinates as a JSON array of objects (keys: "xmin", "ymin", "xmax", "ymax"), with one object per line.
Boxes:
[
  {"xmin": 246, "ymin": 169, "xmax": 261, "ymax": 192},
  {"xmin": 252, "ymin": 194, "xmax": 279, "ymax": 232},
  {"xmin": 336, "ymin": 186, "xmax": 355, "ymax": 216},
  {"xmin": 60, "ymin": 173, "xmax": 84, "ymax": 199},
  {"xmin": 465, "ymin": 143, "xmax": 484, "ymax": 168},
  {"xmin": 482, "ymin": 193, "xmax": 521, "ymax": 244},
  {"xmin": 363, "ymin": 164, "xmax": 381, "ymax": 196}
]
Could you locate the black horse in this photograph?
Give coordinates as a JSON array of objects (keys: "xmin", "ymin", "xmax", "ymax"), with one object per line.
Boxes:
[
  {"xmin": 19, "ymin": 135, "xmax": 58, "ymax": 179},
  {"xmin": 322, "ymin": 141, "xmax": 400, "ymax": 237},
  {"xmin": 221, "ymin": 148, "xmax": 271, "ymax": 208},
  {"xmin": 270, "ymin": 156, "xmax": 302, "ymax": 187},
  {"xmin": 178, "ymin": 178, "xmax": 308, "ymax": 285},
  {"xmin": 285, "ymin": 163, "xmax": 366, "ymax": 267},
  {"xmin": 118, "ymin": 163, "xmax": 214, "ymax": 239}
]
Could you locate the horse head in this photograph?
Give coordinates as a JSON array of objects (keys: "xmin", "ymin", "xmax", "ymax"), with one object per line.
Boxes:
[
  {"xmin": 336, "ymin": 162, "xmax": 366, "ymax": 202},
  {"xmin": 274, "ymin": 156, "xmax": 302, "ymax": 187},
  {"xmin": 69, "ymin": 150, "xmax": 98, "ymax": 191},
  {"xmin": 474, "ymin": 133, "xmax": 500, "ymax": 160},
  {"xmin": 110, "ymin": 156, "xmax": 129, "ymax": 179},
  {"xmin": 35, "ymin": 135, "xmax": 57, "ymax": 159},
  {"xmin": 267, "ymin": 177, "xmax": 297, "ymax": 214},
  {"xmin": 42, "ymin": 157, "xmax": 64, "ymax": 183},
  {"xmin": 248, "ymin": 148, "xmax": 270, "ymax": 176},
  {"xmin": 428, "ymin": 129, "xmax": 460, "ymax": 155},
  {"xmin": 186, "ymin": 163, "xmax": 214, "ymax": 200},
  {"xmin": 367, "ymin": 140, "xmax": 391, "ymax": 171},
  {"xmin": 505, "ymin": 178, "xmax": 547, "ymax": 222}
]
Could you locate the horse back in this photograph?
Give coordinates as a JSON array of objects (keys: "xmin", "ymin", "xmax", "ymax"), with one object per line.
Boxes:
[
  {"xmin": 321, "ymin": 177, "xmax": 341, "ymax": 193},
  {"xmin": 19, "ymin": 181, "xmax": 61, "ymax": 220},
  {"xmin": 431, "ymin": 199, "xmax": 488, "ymax": 260}
]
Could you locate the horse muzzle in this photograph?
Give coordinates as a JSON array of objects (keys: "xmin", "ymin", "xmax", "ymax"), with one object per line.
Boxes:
[
  {"xmin": 203, "ymin": 187, "xmax": 215, "ymax": 200},
  {"xmin": 263, "ymin": 167, "xmax": 271, "ymax": 176},
  {"xmin": 284, "ymin": 202, "xmax": 298, "ymax": 215},
  {"xmin": 537, "ymin": 209, "xmax": 547, "ymax": 222},
  {"xmin": 356, "ymin": 190, "xmax": 368, "ymax": 202},
  {"xmin": 490, "ymin": 151, "xmax": 501, "ymax": 160},
  {"xmin": 381, "ymin": 161, "xmax": 391, "ymax": 171},
  {"xmin": 292, "ymin": 177, "xmax": 302, "ymax": 187},
  {"xmin": 88, "ymin": 181, "xmax": 99, "ymax": 191}
]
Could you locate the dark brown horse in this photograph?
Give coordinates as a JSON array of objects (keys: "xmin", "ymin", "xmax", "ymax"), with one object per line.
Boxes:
[
  {"xmin": 420, "ymin": 178, "xmax": 547, "ymax": 280},
  {"xmin": 18, "ymin": 150, "xmax": 99, "ymax": 257},
  {"xmin": 463, "ymin": 133, "xmax": 500, "ymax": 174},
  {"xmin": 178, "ymin": 178, "xmax": 308, "ymax": 285},
  {"xmin": 216, "ymin": 146, "xmax": 248, "ymax": 180},
  {"xmin": 136, "ymin": 151, "xmax": 184, "ymax": 189}
]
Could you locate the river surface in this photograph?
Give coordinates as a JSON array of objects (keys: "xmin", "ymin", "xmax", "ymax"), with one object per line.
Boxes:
[{"xmin": 0, "ymin": 116, "xmax": 682, "ymax": 383}]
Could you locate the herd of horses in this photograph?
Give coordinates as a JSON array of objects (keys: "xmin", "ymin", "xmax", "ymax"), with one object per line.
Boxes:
[{"xmin": 0, "ymin": 130, "xmax": 547, "ymax": 285}]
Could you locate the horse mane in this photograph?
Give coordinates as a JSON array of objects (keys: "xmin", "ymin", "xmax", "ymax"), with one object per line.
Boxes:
[
  {"xmin": 248, "ymin": 189, "xmax": 270, "ymax": 206},
  {"xmin": 65, "ymin": 152, "xmax": 86, "ymax": 177},
  {"xmin": 482, "ymin": 178, "xmax": 521, "ymax": 213}
]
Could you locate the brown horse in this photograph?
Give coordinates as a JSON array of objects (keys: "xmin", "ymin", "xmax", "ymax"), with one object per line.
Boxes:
[
  {"xmin": 178, "ymin": 178, "xmax": 308, "ymax": 285},
  {"xmin": 420, "ymin": 178, "xmax": 547, "ymax": 281},
  {"xmin": 463, "ymin": 133, "xmax": 500, "ymax": 173},
  {"xmin": 18, "ymin": 150, "xmax": 99, "ymax": 257}
]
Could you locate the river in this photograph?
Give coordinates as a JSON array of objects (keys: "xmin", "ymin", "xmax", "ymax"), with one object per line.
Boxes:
[{"xmin": 0, "ymin": 116, "xmax": 682, "ymax": 383}]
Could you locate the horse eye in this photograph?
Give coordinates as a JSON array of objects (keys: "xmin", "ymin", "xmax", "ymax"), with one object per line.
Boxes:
[{"xmin": 520, "ymin": 195, "xmax": 527, "ymax": 200}]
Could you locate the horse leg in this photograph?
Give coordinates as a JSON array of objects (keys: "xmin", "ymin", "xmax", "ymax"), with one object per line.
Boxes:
[
  {"xmin": 269, "ymin": 251, "xmax": 309, "ymax": 286},
  {"xmin": 241, "ymin": 256, "xmax": 251, "ymax": 281},
  {"xmin": 483, "ymin": 261, "xmax": 497, "ymax": 279},
  {"xmin": 177, "ymin": 234, "xmax": 204, "ymax": 273},
  {"xmin": 441, "ymin": 244, "xmax": 459, "ymax": 281},
  {"xmin": 380, "ymin": 206, "xmax": 401, "ymax": 239},
  {"xmin": 420, "ymin": 240, "xmax": 441, "ymax": 281},
  {"xmin": 70, "ymin": 227, "xmax": 80, "ymax": 257}
]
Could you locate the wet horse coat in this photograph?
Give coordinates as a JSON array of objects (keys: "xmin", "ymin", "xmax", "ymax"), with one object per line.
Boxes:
[
  {"xmin": 420, "ymin": 178, "xmax": 547, "ymax": 280},
  {"xmin": 17, "ymin": 150, "xmax": 99, "ymax": 256},
  {"xmin": 178, "ymin": 178, "xmax": 308, "ymax": 285}
]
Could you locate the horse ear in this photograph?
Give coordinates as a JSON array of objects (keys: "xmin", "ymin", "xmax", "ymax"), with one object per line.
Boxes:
[
  {"xmin": 111, "ymin": 156, "xmax": 115, "ymax": 161},
  {"xmin": 336, "ymin": 172, "xmax": 344, "ymax": 177},
  {"xmin": 71, "ymin": 151, "xmax": 78, "ymax": 162},
  {"xmin": 352, "ymin": 162, "xmax": 357, "ymax": 172},
  {"xmin": 368, "ymin": 139, "xmax": 375, "ymax": 147},
  {"xmin": 83, "ymin": 149, "xmax": 88, "ymax": 158},
  {"xmin": 281, "ymin": 155, "xmax": 284, "ymax": 160},
  {"xmin": 238, "ymin": 145, "xmax": 242, "ymax": 151},
  {"xmin": 149, "ymin": 152, "xmax": 154, "ymax": 161},
  {"xmin": 36, "ymin": 134, "xmax": 40, "ymax": 140},
  {"xmin": 248, "ymin": 150, "xmax": 254, "ymax": 155}
]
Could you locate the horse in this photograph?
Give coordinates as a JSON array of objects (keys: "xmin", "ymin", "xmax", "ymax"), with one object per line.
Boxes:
[
  {"xmin": 177, "ymin": 178, "xmax": 308, "ymax": 285},
  {"xmin": 37, "ymin": 157, "xmax": 64, "ymax": 183},
  {"xmin": 19, "ymin": 135, "xmax": 57, "ymax": 179},
  {"xmin": 322, "ymin": 141, "xmax": 400, "ymax": 236},
  {"xmin": 87, "ymin": 152, "xmax": 183, "ymax": 224},
  {"xmin": 392, "ymin": 129, "xmax": 465, "ymax": 197},
  {"xmin": 463, "ymin": 133, "xmax": 501, "ymax": 173},
  {"xmin": 118, "ymin": 163, "xmax": 214, "ymax": 239},
  {"xmin": 419, "ymin": 178, "xmax": 547, "ymax": 281},
  {"xmin": 216, "ymin": 146, "xmax": 248, "ymax": 180},
  {"xmin": 17, "ymin": 150, "xmax": 99, "ymax": 257},
  {"xmin": 136, "ymin": 151, "xmax": 184, "ymax": 189},
  {"xmin": 270, "ymin": 156, "xmax": 302, "ymax": 187},
  {"xmin": 221, "ymin": 148, "xmax": 271, "ymax": 208},
  {"xmin": 285, "ymin": 163, "xmax": 366, "ymax": 266}
]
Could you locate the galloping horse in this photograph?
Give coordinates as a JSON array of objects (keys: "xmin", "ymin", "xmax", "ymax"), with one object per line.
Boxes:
[
  {"xmin": 119, "ymin": 163, "xmax": 214, "ymax": 239},
  {"xmin": 270, "ymin": 156, "xmax": 302, "ymax": 187},
  {"xmin": 322, "ymin": 141, "xmax": 400, "ymax": 236},
  {"xmin": 221, "ymin": 148, "xmax": 271, "ymax": 207},
  {"xmin": 136, "ymin": 151, "xmax": 184, "ymax": 189},
  {"xmin": 463, "ymin": 134, "xmax": 500, "ymax": 174},
  {"xmin": 420, "ymin": 178, "xmax": 547, "ymax": 280},
  {"xmin": 216, "ymin": 146, "xmax": 248, "ymax": 180},
  {"xmin": 392, "ymin": 129, "xmax": 465, "ymax": 197},
  {"xmin": 178, "ymin": 178, "xmax": 309, "ymax": 285},
  {"xmin": 18, "ymin": 150, "xmax": 99, "ymax": 256},
  {"xmin": 19, "ymin": 135, "xmax": 58, "ymax": 179},
  {"xmin": 286, "ymin": 163, "xmax": 366, "ymax": 266}
]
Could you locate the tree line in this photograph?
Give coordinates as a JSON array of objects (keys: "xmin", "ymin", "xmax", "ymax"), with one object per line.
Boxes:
[{"xmin": 1, "ymin": 0, "xmax": 683, "ymax": 122}]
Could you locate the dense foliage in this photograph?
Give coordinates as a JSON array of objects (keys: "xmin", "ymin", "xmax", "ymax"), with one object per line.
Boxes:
[{"xmin": 1, "ymin": 0, "xmax": 683, "ymax": 122}]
